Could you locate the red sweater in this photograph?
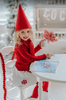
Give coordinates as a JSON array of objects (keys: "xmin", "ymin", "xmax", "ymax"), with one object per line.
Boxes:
[{"xmin": 11, "ymin": 39, "xmax": 46, "ymax": 71}]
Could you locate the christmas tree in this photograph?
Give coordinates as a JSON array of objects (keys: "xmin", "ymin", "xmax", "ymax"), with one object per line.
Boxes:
[
  {"xmin": 0, "ymin": 0, "xmax": 28, "ymax": 48},
  {"xmin": 0, "ymin": 0, "xmax": 28, "ymax": 62}
]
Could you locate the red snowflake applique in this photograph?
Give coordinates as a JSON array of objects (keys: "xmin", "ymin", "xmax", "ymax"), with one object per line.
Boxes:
[
  {"xmin": 43, "ymin": 30, "xmax": 58, "ymax": 43},
  {"xmin": 21, "ymin": 80, "xmax": 27, "ymax": 85}
]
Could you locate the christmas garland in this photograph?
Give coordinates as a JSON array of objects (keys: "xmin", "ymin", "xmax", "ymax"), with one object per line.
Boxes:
[{"xmin": 0, "ymin": 52, "xmax": 7, "ymax": 100}]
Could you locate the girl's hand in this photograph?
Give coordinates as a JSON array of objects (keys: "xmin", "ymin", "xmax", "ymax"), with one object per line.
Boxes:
[
  {"xmin": 45, "ymin": 53, "xmax": 54, "ymax": 59},
  {"xmin": 39, "ymin": 39, "xmax": 46, "ymax": 47}
]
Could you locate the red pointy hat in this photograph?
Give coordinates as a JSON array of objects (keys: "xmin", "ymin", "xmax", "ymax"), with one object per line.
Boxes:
[{"xmin": 15, "ymin": 4, "xmax": 32, "ymax": 31}]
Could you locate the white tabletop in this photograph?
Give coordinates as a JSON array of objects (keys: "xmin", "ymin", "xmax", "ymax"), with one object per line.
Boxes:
[{"xmin": 31, "ymin": 54, "xmax": 66, "ymax": 83}]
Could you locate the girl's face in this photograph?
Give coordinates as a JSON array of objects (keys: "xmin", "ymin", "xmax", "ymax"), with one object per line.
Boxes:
[{"xmin": 19, "ymin": 29, "xmax": 31, "ymax": 41}]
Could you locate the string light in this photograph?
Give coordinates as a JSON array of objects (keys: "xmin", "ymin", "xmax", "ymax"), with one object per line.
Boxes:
[
  {"xmin": 47, "ymin": 18, "xmax": 50, "ymax": 20},
  {"xmin": 13, "ymin": 34, "xmax": 14, "ymax": 36},
  {"xmin": 35, "ymin": 29, "xmax": 36, "ymax": 31},
  {"xmin": 10, "ymin": 41, "xmax": 13, "ymax": 43},
  {"xmin": 55, "ymin": 37, "xmax": 58, "ymax": 40},
  {"xmin": 35, "ymin": 23, "xmax": 37, "ymax": 24}
]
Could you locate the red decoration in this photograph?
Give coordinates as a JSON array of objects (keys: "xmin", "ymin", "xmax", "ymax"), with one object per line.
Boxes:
[
  {"xmin": 15, "ymin": 4, "xmax": 32, "ymax": 31},
  {"xmin": 43, "ymin": 30, "xmax": 58, "ymax": 43},
  {"xmin": 21, "ymin": 80, "xmax": 27, "ymax": 85},
  {"xmin": 0, "ymin": 52, "xmax": 7, "ymax": 100}
]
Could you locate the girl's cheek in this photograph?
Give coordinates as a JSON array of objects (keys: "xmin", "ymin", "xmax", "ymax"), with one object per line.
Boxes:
[
  {"xmin": 20, "ymin": 34, "xmax": 23, "ymax": 38},
  {"xmin": 19, "ymin": 35, "xmax": 22, "ymax": 39}
]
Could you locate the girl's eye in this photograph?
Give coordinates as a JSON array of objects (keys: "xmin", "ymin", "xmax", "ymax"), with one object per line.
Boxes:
[
  {"xmin": 27, "ymin": 31, "xmax": 30, "ymax": 33},
  {"xmin": 21, "ymin": 31, "xmax": 24, "ymax": 33}
]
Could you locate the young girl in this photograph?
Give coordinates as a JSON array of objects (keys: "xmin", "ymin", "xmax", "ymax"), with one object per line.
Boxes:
[{"xmin": 11, "ymin": 4, "xmax": 54, "ymax": 100}]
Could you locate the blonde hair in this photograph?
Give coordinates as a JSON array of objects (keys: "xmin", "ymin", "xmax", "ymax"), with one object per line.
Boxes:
[{"xmin": 14, "ymin": 29, "xmax": 34, "ymax": 45}]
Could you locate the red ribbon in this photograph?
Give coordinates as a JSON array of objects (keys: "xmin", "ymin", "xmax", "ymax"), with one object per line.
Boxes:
[
  {"xmin": 0, "ymin": 52, "xmax": 7, "ymax": 100},
  {"xmin": 43, "ymin": 30, "xmax": 58, "ymax": 43}
]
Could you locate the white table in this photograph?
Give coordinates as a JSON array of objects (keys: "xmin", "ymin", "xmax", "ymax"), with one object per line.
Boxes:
[{"xmin": 30, "ymin": 54, "xmax": 66, "ymax": 100}]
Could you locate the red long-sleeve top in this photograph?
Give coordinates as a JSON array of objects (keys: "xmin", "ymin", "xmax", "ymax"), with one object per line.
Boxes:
[{"xmin": 11, "ymin": 39, "xmax": 46, "ymax": 71}]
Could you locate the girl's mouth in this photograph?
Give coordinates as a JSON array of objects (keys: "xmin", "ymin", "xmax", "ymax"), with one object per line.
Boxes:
[{"xmin": 23, "ymin": 37, "xmax": 28, "ymax": 39}]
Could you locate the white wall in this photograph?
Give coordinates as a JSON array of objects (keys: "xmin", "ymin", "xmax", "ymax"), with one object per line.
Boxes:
[{"xmin": 36, "ymin": 40, "xmax": 66, "ymax": 55}]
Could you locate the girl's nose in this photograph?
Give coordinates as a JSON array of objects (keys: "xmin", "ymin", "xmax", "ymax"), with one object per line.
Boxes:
[{"xmin": 25, "ymin": 32, "xmax": 28, "ymax": 36}]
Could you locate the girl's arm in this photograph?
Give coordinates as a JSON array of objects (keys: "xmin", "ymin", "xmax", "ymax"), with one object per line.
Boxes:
[
  {"xmin": 34, "ymin": 39, "xmax": 46, "ymax": 53},
  {"xmin": 34, "ymin": 44, "xmax": 42, "ymax": 53},
  {"xmin": 16, "ymin": 46, "xmax": 46, "ymax": 63}
]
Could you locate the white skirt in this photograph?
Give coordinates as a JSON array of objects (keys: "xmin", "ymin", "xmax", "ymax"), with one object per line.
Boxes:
[{"xmin": 12, "ymin": 66, "xmax": 37, "ymax": 87}]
